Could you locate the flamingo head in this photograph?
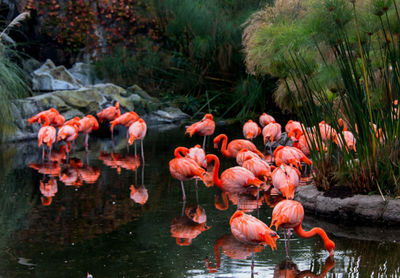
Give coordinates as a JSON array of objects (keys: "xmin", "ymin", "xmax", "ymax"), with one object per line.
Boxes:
[
  {"xmin": 325, "ymin": 239, "xmax": 335, "ymax": 256},
  {"xmin": 115, "ymin": 102, "xmax": 120, "ymax": 109},
  {"xmin": 203, "ymin": 114, "xmax": 213, "ymax": 120}
]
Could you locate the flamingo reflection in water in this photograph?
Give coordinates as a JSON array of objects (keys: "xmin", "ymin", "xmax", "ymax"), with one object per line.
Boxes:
[
  {"xmin": 60, "ymin": 158, "xmax": 100, "ymax": 186},
  {"xmin": 99, "ymin": 152, "xmax": 140, "ymax": 174},
  {"xmin": 40, "ymin": 178, "xmax": 58, "ymax": 206},
  {"xmin": 29, "ymin": 161, "xmax": 61, "ymax": 177},
  {"xmin": 130, "ymin": 160, "xmax": 148, "ymax": 205},
  {"xmin": 214, "ymin": 191, "xmax": 264, "ymax": 213},
  {"xmin": 170, "ymin": 202, "xmax": 210, "ymax": 246},
  {"xmin": 205, "ymin": 233, "xmax": 265, "ymax": 273},
  {"xmin": 274, "ymin": 256, "xmax": 335, "ymax": 278}
]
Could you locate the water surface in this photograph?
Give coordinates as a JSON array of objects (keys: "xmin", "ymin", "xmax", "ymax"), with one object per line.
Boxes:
[{"xmin": 0, "ymin": 125, "xmax": 399, "ymax": 277}]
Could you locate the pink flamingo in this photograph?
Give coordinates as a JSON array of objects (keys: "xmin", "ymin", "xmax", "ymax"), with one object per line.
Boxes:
[
  {"xmin": 128, "ymin": 118, "xmax": 147, "ymax": 159},
  {"xmin": 243, "ymin": 120, "xmax": 261, "ymax": 140},
  {"xmin": 185, "ymin": 113, "xmax": 216, "ymax": 150},
  {"xmin": 214, "ymin": 134, "xmax": 264, "ymax": 158},
  {"xmin": 79, "ymin": 115, "xmax": 99, "ymax": 152},
  {"xmin": 236, "ymin": 149, "xmax": 262, "ymax": 166},
  {"xmin": 97, "ymin": 102, "xmax": 121, "ymax": 138},
  {"xmin": 259, "ymin": 113, "xmax": 275, "ymax": 127},
  {"xmin": 37, "ymin": 115, "xmax": 57, "ymax": 160},
  {"xmin": 273, "ymin": 146, "xmax": 312, "ymax": 169},
  {"xmin": 271, "ymin": 164, "xmax": 301, "ymax": 199}
]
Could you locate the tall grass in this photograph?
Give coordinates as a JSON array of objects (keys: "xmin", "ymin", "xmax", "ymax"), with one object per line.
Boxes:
[
  {"xmin": 243, "ymin": 0, "xmax": 400, "ymax": 196},
  {"xmin": 0, "ymin": 13, "xmax": 30, "ymax": 141}
]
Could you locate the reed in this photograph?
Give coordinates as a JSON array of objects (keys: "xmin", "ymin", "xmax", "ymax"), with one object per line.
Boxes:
[{"xmin": 243, "ymin": 0, "xmax": 400, "ymax": 195}]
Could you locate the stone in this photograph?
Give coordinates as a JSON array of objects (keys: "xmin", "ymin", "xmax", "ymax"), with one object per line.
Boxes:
[
  {"xmin": 382, "ymin": 199, "xmax": 400, "ymax": 223},
  {"xmin": 126, "ymin": 85, "xmax": 160, "ymax": 103},
  {"xmin": 8, "ymin": 83, "xmax": 188, "ymax": 141},
  {"xmin": 32, "ymin": 59, "xmax": 82, "ymax": 91},
  {"xmin": 69, "ymin": 62, "xmax": 98, "ymax": 86}
]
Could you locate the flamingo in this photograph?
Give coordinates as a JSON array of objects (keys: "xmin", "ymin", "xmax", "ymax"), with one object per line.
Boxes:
[
  {"xmin": 338, "ymin": 118, "xmax": 348, "ymax": 131},
  {"xmin": 37, "ymin": 115, "xmax": 57, "ymax": 160},
  {"xmin": 262, "ymin": 122, "xmax": 282, "ymax": 145},
  {"xmin": 79, "ymin": 115, "xmax": 99, "ymax": 152},
  {"xmin": 333, "ymin": 130, "xmax": 356, "ymax": 152},
  {"xmin": 128, "ymin": 118, "xmax": 147, "ymax": 160},
  {"xmin": 243, "ymin": 120, "xmax": 261, "ymax": 140},
  {"xmin": 97, "ymin": 102, "xmax": 121, "ymax": 138},
  {"xmin": 271, "ymin": 164, "xmax": 301, "ymax": 200},
  {"xmin": 169, "ymin": 147, "xmax": 209, "ymax": 201},
  {"xmin": 285, "ymin": 120, "xmax": 302, "ymax": 134},
  {"xmin": 319, "ymin": 121, "xmax": 336, "ymax": 141},
  {"xmin": 273, "ymin": 146, "xmax": 312, "ymax": 169},
  {"xmin": 213, "ymin": 134, "xmax": 264, "ymax": 158},
  {"xmin": 28, "ymin": 108, "xmax": 65, "ymax": 127},
  {"xmin": 206, "ymin": 154, "xmax": 264, "ymax": 208},
  {"xmin": 57, "ymin": 117, "xmax": 80, "ymax": 153},
  {"xmin": 230, "ymin": 210, "xmax": 279, "ymax": 248},
  {"xmin": 289, "ymin": 128, "xmax": 326, "ymax": 157},
  {"xmin": 270, "ymin": 199, "xmax": 335, "ymax": 256},
  {"xmin": 242, "ymin": 157, "xmax": 272, "ymax": 182},
  {"xmin": 110, "ymin": 111, "xmax": 140, "ymax": 139},
  {"xmin": 259, "ymin": 113, "xmax": 275, "ymax": 127},
  {"xmin": 236, "ymin": 149, "xmax": 262, "ymax": 166},
  {"xmin": 185, "ymin": 113, "xmax": 216, "ymax": 150}
]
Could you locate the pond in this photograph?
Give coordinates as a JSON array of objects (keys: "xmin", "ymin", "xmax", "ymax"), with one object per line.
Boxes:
[{"xmin": 0, "ymin": 124, "xmax": 399, "ymax": 277}]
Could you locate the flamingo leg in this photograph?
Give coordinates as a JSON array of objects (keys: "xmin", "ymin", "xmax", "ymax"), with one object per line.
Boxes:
[
  {"xmin": 181, "ymin": 181, "xmax": 186, "ymax": 202},
  {"xmin": 256, "ymin": 187, "xmax": 260, "ymax": 218},
  {"xmin": 141, "ymin": 160, "xmax": 145, "ymax": 186},
  {"xmin": 85, "ymin": 133, "xmax": 89, "ymax": 152},
  {"xmin": 181, "ymin": 199, "xmax": 186, "ymax": 216},
  {"xmin": 141, "ymin": 140, "xmax": 145, "ymax": 165},
  {"xmin": 202, "ymin": 136, "xmax": 207, "ymax": 151},
  {"xmin": 237, "ymin": 195, "xmax": 240, "ymax": 210},
  {"xmin": 86, "ymin": 151, "xmax": 89, "ymax": 165},
  {"xmin": 42, "ymin": 146, "xmax": 45, "ymax": 161},
  {"xmin": 134, "ymin": 142, "xmax": 137, "ymax": 161},
  {"xmin": 195, "ymin": 179, "xmax": 199, "ymax": 203},
  {"xmin": 284, "ymin": 229, "xmax": 291, "ymax": 259},
  {"xmin": 48, "ymin": 145, "xmax": 52, "ymax": 161},
  {"xmin": 251, "ymin": 251, "xmax": 255, "ymax": 278}
]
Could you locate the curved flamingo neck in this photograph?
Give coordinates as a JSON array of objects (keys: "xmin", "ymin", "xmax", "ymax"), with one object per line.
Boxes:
[
  {"xmin": 174, "ymin": 147, "xmax": 189, "ymax": 158},
  {"xmin": 217, "ymin": 134, "xmax": 229, "ymax": 156},
  {"xmin": 40, "ymin": 115, "xmax": 50, "ymax": 126},
  {"xmin": 206, "ymin": 154, "xmax": 222, "ymax": 188},
  {"xmin": 294, "ymin": 225, "xmax": 332, "ymax": 250}
]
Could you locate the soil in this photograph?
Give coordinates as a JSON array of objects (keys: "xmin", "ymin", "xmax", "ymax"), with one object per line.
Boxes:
[{"xmin": 323, "ymin": 185, "xmax": 354, "ymax": 199}]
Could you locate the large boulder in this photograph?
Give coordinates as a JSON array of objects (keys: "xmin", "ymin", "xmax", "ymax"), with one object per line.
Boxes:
[
  {"xmin": 32, "ymin": 59, "xmax": 82, "ymax": 91},
  {"xmin": 9, "ymin": 83, "xmax": 189, "ymax": 141}
]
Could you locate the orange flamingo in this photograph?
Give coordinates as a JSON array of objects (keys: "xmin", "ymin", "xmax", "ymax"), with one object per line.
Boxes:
[
  {"xmin": 185, "ymin": 204, "xmax": 207, "ymax": 224},
  {"xmin": 130, "ymin": 185, "xmax": 148, "ymax": 205},
  {"xmin": 270, "ymin": 199, "xmax": 335, "ymax": 256},
  {"xmin": 79, "ymin": 115, "xmax": 99, "ymax": 152},
  {"xmin": 259, "ymin": 113, "xmax": 275, "ymax": 127},
  {"xmin": 273, "ymin": 146, "xmax": 312, "ymax": 169},
  {"xmin": 285, "ymin": 120, "xmax": 302, "ymax": 134},
  {"xmin": 236, "ymin": 149, "xmax": 262, "ymax": 166},
  {"xmin": 213, "ymin": 134, "xmax": 264, "ymax": 158},
  {"xmin": 110, "ymin": 111, "xmax": 140, "ymax": 139},
  {"xmin": 242, "ymin": 157, "xmax": 272, "ymax": 181},
  {"xmin": 243, "ymin": 120, "xmax": 261, "ymax": 140},
  {"xmin": 319, "ymin": 121, "xmax": 336, "ymax": 141},
  {"xmin": 262, "ymin": 122, "xmax": 282, "ymax": 145},
  {"xmin": 57, "ymin": 117, "xmax": 80, "ymax": 153},
  {"xmin": 170, "ymin": 215, "xmax": 210, "ymax": 246},
  {"xmin": 97, "ymin": 102, "xmax": 121, "ymax": 123},
  {"xmin": 271, "ymin": 164, "xmax": 301, "ymax": 199},
  {"xmin": 230, "ymin": 210, "xmax": 279, "ymax": 248},
  {"xmin": 288, "ymin": 128, "xmax": 326, "ymax": 157},
  {"xmin": 338, "ymin": 118, "xmax": 348, "ymax": 131},
  {"xmin": 37, "ymin": 115, "xmax": 57, "ymax": 160},
  {"xmin": 206, "ymin": 154, "xmax": 264, "ymax": 196},
  {"xmin": 28, "ymin": 108, "xmax": 65, "ymax": 127},
  {"xmin": 187, "ymin": 145, "xmax": 207, "ymax": 168},
  {"xmin": 205, "ymin": 233, "xmax": 265, "ymax": 273},
  {"xmin": 169, "ymin": 147, "xmax": 208, "ymax": 201},
  {"xmin": 333, "ymin": 130, "xmax": 356, "ymax": 152},
  {"xmin": 128, "ymin": 118, "xmax": 147, "ymax": 159},
  {"xmin": 185, "ymin": 113, "xmax": 216, "ymax": 150}
]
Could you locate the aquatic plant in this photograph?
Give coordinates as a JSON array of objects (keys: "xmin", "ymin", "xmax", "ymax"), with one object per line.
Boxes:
[{"xmin": 243, "ymin": 0, "xmax": 400, "ymax": 195}]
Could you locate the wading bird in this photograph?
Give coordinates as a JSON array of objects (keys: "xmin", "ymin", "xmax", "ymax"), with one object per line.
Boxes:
[
  {"xmin": 97, "ymin": 102, "xmax": 121, "ymax": 138},
  {"xmin": 79, "ymin": 115, "xmax": 99, "ymax": 152},
  {"xmin": 259, "ymin": 113, "xmax": 275, "ymax": 127},
  {"xmin": 214, "ymin": 134, "xmax": 264, "ymax": 158},
  {"xmin": 185, "ymin": 113, "xmax": 216, "ymax": 150},
  {"xmin": 37, "ymin": 115, "xmax": 57, "ymax": 160},
  {"xmin": 243, "ymin": 120, "xmax": 261, "ymax": 140},
  {"xmin": 128, "ymin": 118, "xmax": 147, "ymax": 159},
  {"xmin": 270, "ymin": 200, "xmax": 335, "ymax": 257},
  {"xmin": 271, "ymin": 164, "xmax": 301, "ymax": 200},
  {"xmin": 57, "ymin": 117, "xmax": 80, "ymax": 153},
  {"xmin": 110, "ymin": 111, "xmax": 139, "ymax": 139},
  {"xmin": 273, "ymin": 146, "xmax": 312, "ymax": 169}
]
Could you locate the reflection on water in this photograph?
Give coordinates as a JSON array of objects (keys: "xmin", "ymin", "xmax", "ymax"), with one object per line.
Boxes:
[{"xmin": 0, "ymin": 126, "xmax": 399, "ymax": 277}]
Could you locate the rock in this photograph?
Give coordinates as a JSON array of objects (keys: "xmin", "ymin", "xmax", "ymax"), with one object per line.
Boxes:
[
  {"xmin": 295, "ymin": 184, "xmax": 400, "ymax": 224},
  {"xmin": 32, "ymin": 59, "xmax": 82, "ymax": 91},
  {"xmin": 8, "ymin": 83, "xmax": 188, "ymax": 141},
  {"xmin": 126, "ymin": 85, "xmax": 160, "ymax": 103},
  {"xmin": 69, "ymin": 62, "xmax": 98, "ymax": 86}
]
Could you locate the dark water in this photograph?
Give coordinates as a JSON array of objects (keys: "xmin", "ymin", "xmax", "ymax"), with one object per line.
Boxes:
[{"xmin": 0, "ymin": 125, "xmax": 399, "ymax": 278}]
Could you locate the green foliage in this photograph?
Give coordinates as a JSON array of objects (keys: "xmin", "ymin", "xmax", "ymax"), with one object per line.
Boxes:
[
  {"xmin": 93, "ymin": 0, "xmax": 275, "ymax": 118},
  {"xmin": 243, "ymin": 0, "xmax": 400, "ymax": 195}
]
